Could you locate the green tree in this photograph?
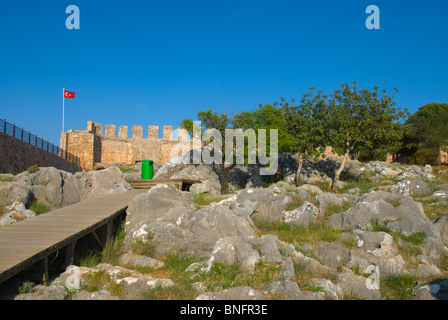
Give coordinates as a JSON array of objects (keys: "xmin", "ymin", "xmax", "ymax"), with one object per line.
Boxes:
[
  {"xmin": 408, "ymin": 102, "xmax": 448, "ymax": 166},
  {"xmin": 327, "ymin": 82, "xmax": 408, "ymax": 191},
  {"xmin": 232, "ymin": 103, "xmax": 294, "ymax": 155},
  {"xmin": 280, "ymin": 87, "xmax": 329, "ymax": 185},
  {"xmin": 180, "ymin": 109, "xmax": 236, "ymax": 195}
]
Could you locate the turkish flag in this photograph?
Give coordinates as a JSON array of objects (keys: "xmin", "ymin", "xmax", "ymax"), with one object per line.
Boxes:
[{"xmin": 64, "ymin": 89, "xmax": 75, "ymax": 99}]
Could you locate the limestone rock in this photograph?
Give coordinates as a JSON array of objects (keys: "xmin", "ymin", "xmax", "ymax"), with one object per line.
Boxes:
[
  {"xmin": 388, "ymin": 180, "xmax": 432, "ymax": 196},
  {"xmin": 71, "ymin": 290, "xmax": 121, "ymax": 300},
  {"xmin": 75, "ymin": 166, "xmax": 132, "ymax": 200},
  {"xmin": 14, "ymin": 285, "xmax": 67, "ymax": 300},
  {"xmin": 327, "ymin": 191, "xmax": 442, "ymax": 249},
  {"xmin": 315, "ymin": 192, "xmax": 358, "ymax": 215},
  {"xmin": 233, "ymin": 188, "xmax": 290, "ymax": 223},
  {"xmin": 0, "ymin": 200, "xmax": 36, "ymax": 227},
  {"xmin": 196, "ymin": 286, "xmax": 268, "ymax": 300},
  {"xmin": 0, "ymin": 182, "xmax": 34, "ymax": 207},
  {"xmin": 283, "ymin": 201, "xmax": 320, "ymax": 227},
  {"xmin": 119, "ymin": 253, "xmax": 164, "ymax": 269},
  {"xmin": 434, "ymin": 212, "xmax": 448, "ymax": 246}
]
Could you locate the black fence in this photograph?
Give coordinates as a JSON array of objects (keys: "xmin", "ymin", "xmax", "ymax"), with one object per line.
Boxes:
[{"xmin": 0, "ymin": 118, "xmax": 81, "ymax": 165}]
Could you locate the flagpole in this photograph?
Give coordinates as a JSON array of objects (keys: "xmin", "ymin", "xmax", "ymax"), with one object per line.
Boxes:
[{"xmin": 62, "ymin": 88, "xmax": 65, "ymax": 133}]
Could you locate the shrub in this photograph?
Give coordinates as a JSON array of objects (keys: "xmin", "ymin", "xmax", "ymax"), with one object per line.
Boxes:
[{"xmin": 27, "ymin": 164, "xmax": 39, "ymax": 174}]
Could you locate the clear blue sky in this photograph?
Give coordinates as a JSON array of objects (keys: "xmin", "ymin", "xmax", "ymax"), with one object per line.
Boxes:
[{"xmin": 0, "ymin": 0, "xmax": 447, "ymax": 146}]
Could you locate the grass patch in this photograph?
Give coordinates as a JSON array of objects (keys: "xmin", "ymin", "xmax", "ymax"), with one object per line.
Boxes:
[
  {"xmin": 386, "ymin": 199, "xmax": 401, "ymax": 207},
  {"xmin": 142, "ymin": 253, "xmax": 282, "ymax": 300},
  {"xmin": 401, "ymin": 232, "xmax": 426, "ymax": 246},
  {"xmin": 439, "ymin": 254, "xmax": 448, "ymax": 272},
  {"xmin": 28, "ymin": 200, "xmax": 50, "ymax": 215},
  {"xmin": 79, "ymin": 222, "xmax": 126, "ymax": 267},
  {"xmin": 131, "ymin": 233, "xmax": 155, "ymax": 257},
  {"xmin": 197, "ymin": 261, "xmax": 282, "ymax": 291},
  {"xmin": 369, "ymin": 220, "xmax": 427, "ymax": 247},
  {"xmin": 192, "ymin": 193, "xmax": 224, "ymax": 208},
  {"xmin": 81, "ymin": 269, "xmax": 126, "ymax": 299},
  {"xmin": 0, "ymin": 176, "xmax": 13, "ymax": 182},
  {"xmin": 17, "ymin": 281, "xmax": 35, "ymax": 294},
  {"xmin": 254, "ymin": 220, "xmax": 343, "ymax": 245},
  {"xmin": 339, "ymin": 176, "xmax": 399, "ymax": 195},
  {"xmin": 285, "ymin": 195, "xmax": 305, "ymax": 211},
  {"xmin": 380, "ymin": 274, "xmax": 417, "ymax": 300},
  {"xmin": 27, "ymin": 164, "xmax": 39, "ymax": 174},
  {"xmin": 120, "ymin": 168, "xmax": 138, "ymax": 173}
]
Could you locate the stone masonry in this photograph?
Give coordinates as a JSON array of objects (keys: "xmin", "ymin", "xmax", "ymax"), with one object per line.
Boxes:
[{"xmin": 60, "ymin": 121, "xmax": 193, "ymax": 170}]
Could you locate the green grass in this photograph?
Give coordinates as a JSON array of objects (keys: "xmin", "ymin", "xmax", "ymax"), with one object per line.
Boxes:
[
  {"xmin": 141, "ymin": 253, "xmax": 283, "ymax": 300},
  {"xmin": 120, "ymin": 168, "xmax": 138, "ymax": 173},
  {"xmin": 386, "ymin": 199, "xmax": 401, "ymax": 207},
  {"xmin": 28, "ymin": 200, "xmax": 50, "ymax": 215},
  {"xmin": 79, "ymin": 222, "xmax": 126, "ymax": 267},
  {"xmin": 285, "ymin": 195, "xmax": 305, "ymax": 211},
  {"xmin": 369, "ymin": 220, "xmax": 427, "ymax": 246},
  {"xmin": 325, "ymin": 201, "xmax": 354, "ymax": 217},
  {"xmin": 0, "ymin": 176, "xmax": 13, "ymax": 182},
  {"xmin": 254, "ymin": 220, "xmax": 343, "ymax": 245},
  {"xmin": 380, "ymin": 274, "xmax": 417, "ymax": 300},
  {"xmin": 339, "ymin": 176, "xmax": 399, "ymax": 195},
  {"xmin": 401, "ymin": 232, "xmax": 426, "ymax": 246},
  {"xmin": 131, "ymin": 232, "xmax": 155, "ymax": 257},
  {"xmin": 81, "ymin": 269, "xmax": 126, "ymax": 299},
  {"xmin": 27, "ymin": 164, "xmax": 39, "ymax": 174},
  {"xmin": 192, "ymin": 193, "xmax": 224, "ymax": 207}
]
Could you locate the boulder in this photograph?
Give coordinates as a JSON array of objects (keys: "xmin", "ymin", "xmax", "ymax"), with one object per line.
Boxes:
[
  {"xmin": 196, "ymin": 286, "xmax": 268, "ymax": 300},
  {"xmin": 208, "ymin": 236, "xmax": 260, "ymax": 271},
  {"xmin": 434, "ymin": 212, "xmax": 448, "ymax": 246},
  {"xmin": 16, "ymin": 167, "xmax": 82, "ymax": 209},
  {"xmin": 412, "ymin": 280, "xmax": 448, "ymax": 300},
  {"xmin": 14, "ymin": 285, "xmax": 67, "ymax": 300},
  {"xmin": 327, "ymin": 191, "xmax": 442, "ymax": 249},
  {"xmin": 0, "ymin": 182, "xmax": 34, "ymax": 207},
  {"xmin": 232, "ymin": 188, "xmax": 290, "ymax": 223},
  {"xmin": 0, "ymin": 200, "xmax": 36, "ymax": 227},
  {"xmin": 124, "ymin": 184, "xmax": 257, "ymax": 258},
  {"xmin": 283, "ymin": 201, "xmax": 320, "ymax": 227},
  {"xmin": 315, "ymin": 192, "xmax": 358, "ymax": 215},
  {"xmin": 75, "ymin": 166, "xmax": 132, "ymax": 200},
  {"xmin": 175, "ymin": 165, "xmax": 221, "ymax": 195},
  {"xmin": 297, "ymin": 184, "xmax": 323, "ymax": 195},
  {"xmin": 71, "ymin": 290, "xmax": 121, "ymax": 300},
  {"xmin": 337, "ymin": 268, "xmax": 382, "ymax": 300},
  {"xmin": 387, "ymin": 180, "xmax": 432, "ymax": 196},
  {"xmin": 119, "ymin": 253, "xmax": 164, "ymax": 269}
]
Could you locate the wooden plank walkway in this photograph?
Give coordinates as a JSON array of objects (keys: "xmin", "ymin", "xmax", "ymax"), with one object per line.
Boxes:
[
  {"xmin": 128, "ymin": 178, "xmax": 201, "ymax": 190},
  {"xmin": 0, "ymin": 189, "xmax": 147, "ymax": 284}
]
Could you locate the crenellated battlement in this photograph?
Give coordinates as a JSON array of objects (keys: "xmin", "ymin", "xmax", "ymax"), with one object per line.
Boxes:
[
  {"xmin": 87, "ymin": 120, "xmax": 189, "ymax": 141},
  {"xmin": 62, "ymin": 120, "xmax": 193, "ymax": 170}
]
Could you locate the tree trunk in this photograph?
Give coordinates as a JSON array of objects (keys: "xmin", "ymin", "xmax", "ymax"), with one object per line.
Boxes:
[
  {"xmin": 295, "ymin": 153, "xmax": 303, "ymax": 186},
  {"xmin": 436, "ymin": 148, "xmax": 442, "ymax": 166},
  {"xmin": 332, "ymin": 151, "xmax": 349, "ymax": 192},
  {"xmin": 219, "ymin": 163, "xmax": 235, "ymax": 195}
]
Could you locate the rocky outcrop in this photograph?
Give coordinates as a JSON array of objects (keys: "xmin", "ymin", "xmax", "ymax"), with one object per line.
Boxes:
[
  {"xmin": 327, "ymin": 191, "xmax": 442, "ymax": 249},
  {"xmin": 0, "ymin": 200, "xmax": 36, "ymax": 227}
]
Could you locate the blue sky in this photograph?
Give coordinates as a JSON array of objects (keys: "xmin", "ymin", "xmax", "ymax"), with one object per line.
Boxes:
[{"xmin": 0, "ymin": 0, "xmax": 447, "ymax": 146}]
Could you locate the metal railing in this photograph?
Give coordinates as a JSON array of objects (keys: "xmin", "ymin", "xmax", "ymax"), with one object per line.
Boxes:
[{"xmin": 0, "ymin": 118, "xmax": 81, "ymax": 166}]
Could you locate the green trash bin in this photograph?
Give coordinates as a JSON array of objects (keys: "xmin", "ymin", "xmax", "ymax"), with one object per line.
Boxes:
[{"xmin": 141, "ymin": 160, "xmax": 154, "ymax": 180}]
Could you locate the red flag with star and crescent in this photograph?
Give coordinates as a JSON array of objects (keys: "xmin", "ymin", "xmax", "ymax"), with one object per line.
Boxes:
[{"xmin": 64, "ymin": 89, "xmax": 75, "ymax": 99}]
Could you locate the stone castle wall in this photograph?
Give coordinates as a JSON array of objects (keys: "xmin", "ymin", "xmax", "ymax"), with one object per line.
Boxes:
[
  {"xmin": 61, "ymin": 121, "xmax": 193, "ymax": 170},
  {"xmin": 0, "ymin": 132, "xmax": 82, "ymax": 174}
]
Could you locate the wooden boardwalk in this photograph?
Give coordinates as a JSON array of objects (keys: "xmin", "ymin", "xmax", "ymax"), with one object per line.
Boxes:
[
  {"xmin": 128, "ymin": 178, "xmax": 201, "ymax": 190},
  {"xmin": 0, "ymin": 189, "xmax": 147, "ymax": 285}
]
